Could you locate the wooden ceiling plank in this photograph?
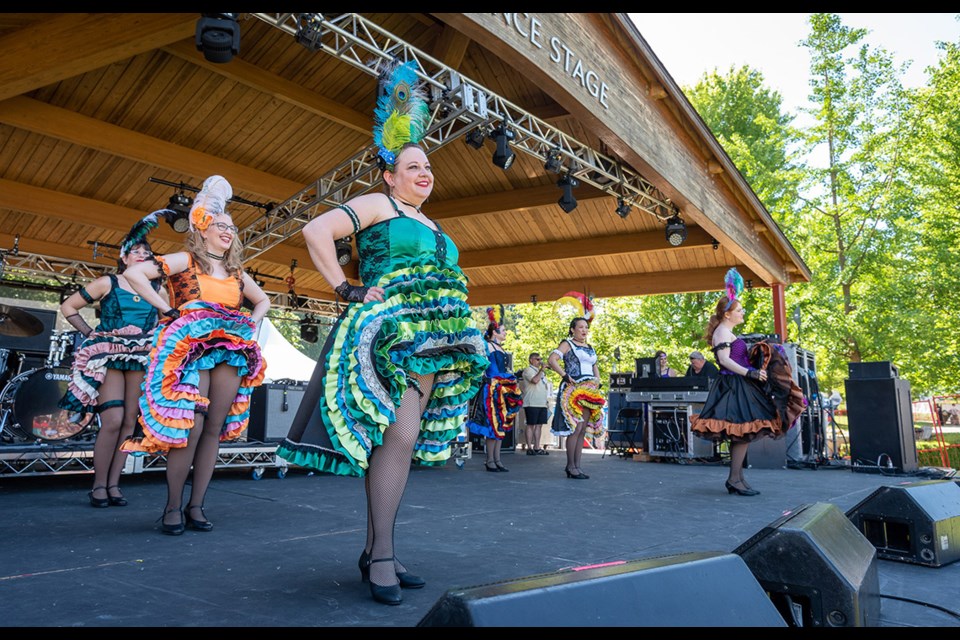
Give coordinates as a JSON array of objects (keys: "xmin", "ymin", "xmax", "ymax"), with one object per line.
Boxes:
[{"xmin": 0, "ymin": 13, "xmax": 197, "ymax": 101}]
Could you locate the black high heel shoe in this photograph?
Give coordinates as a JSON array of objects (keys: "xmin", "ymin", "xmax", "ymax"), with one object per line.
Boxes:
[
  {"xmin": 725, "ymin": 481, "xmax": 760, "ymax": 496},
  {"xmin": 359, "ymin": 550, "xmax": 426, "ymax": 589},
  {"xmin": 158, "ymin": 507, "xmax": 185, "ymax": 536},
  {"xmin": 494, "ymin": 461, "xmax": 509, "ymax": 472},
  {"xmin": 185, "ymin": 504, "xmax": 213, "ymax": 532},
  {"xmin": 565, "ymin": 468, "xmax": 588, "ymax": 480},
  {"xmin": 88, "ymin": 486, "xmax": 109, "ymax": 508},
  {"xmin": 364, "ymin": 557, "xmax": 402, "ymax": 605},
  {"xmin": 485, "ymin": 462, "xmax": 500, "ymax": 472},
  {"xmin": 106, "ymin": 485, "xmax": 127, "ymax": 507}
]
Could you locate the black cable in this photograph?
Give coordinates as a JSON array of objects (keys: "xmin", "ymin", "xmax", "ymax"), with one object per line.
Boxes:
[{"xmin": 880, "ymin": 594, "xmax": 960, "ymax": 621}]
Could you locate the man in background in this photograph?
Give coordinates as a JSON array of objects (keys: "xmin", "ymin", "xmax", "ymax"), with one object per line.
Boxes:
[
  {"xmin": 521, "ymin": 352, "xmax": 550, "ymax": 455},
  {"xmin": 685, "ymin": 351, "xmax": 719, "ymax": 378}
]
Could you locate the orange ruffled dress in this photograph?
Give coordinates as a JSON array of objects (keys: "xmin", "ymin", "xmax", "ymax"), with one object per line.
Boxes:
[{"xmin": 121, "ymin": 255, "xmax": 266, "ymax": 454}]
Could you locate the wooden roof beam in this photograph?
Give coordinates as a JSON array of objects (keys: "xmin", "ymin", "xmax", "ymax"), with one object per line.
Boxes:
[
  {"xmin": 465, "ymin": 266, "xmax": 764, "ymax": 307},
  {"xmin": 0, "ymin": 13, "xmax": 197, "ymax": 102}
]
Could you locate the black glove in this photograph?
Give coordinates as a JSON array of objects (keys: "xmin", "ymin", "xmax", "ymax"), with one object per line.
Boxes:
[
  {"xmin": 162, "ymin": 308, "xmax": 181, "ymax": 321},
  {"xmin": 335, "ymin": 280, "xmax": 370, "ymax": 303},
  {"xmin": 563, "ymin": 375, "xmax": 574, "ymax": 385},
  {"xmin": 745, "ymin": 368, "xmax": 762, "ymax": 380}
]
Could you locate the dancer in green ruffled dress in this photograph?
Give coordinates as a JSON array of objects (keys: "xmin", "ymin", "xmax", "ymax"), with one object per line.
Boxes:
[{"xmin": 276, "ymin": 60, "xmax": 489, "ymax": 606}]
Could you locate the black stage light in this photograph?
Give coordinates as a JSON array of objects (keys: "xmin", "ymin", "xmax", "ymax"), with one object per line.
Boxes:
[
  {"xmin": 544, "ymin": 148, "xmax": 563, "ymax": 173},
  {"xmin": 490, "ymin": 124, "xmax": 516, "ymax": 170},
  {"xmin": 615, "ymin": 198, "xmax": 631, "ymax": 219},
  {"xmin": 557, "ymin": 175, "xmax": 579, "ymax": 213},
  {"xmin": 335, "ymin": 237, "xmax": 353, "ymax": 266},
  {"xmin": 299, "ymin": 315, "xmax": 319, "ymax": 343},
  {"xmin": 713, "ymin": 239, "xmax": 720, "ymax": 250},
  {"xmin": 164, "ymin": 193, "xmax": 193, "ymax": 233},
  {"xmin": 195, "ymin": 13, "xmax": 240, "ymax": 64},
  {"xmin": 464, "ymin": 127, "xmax": 486, "ymax": 150},
  {"xmin": 295, "ymin": 13, "xmax": 323, "ymax": 51},
  {"xmin": 665, "ymin": 215, "xmax": 687, "ymax": 246}
]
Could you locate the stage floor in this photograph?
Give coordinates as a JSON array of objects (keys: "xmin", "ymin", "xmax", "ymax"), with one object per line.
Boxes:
[{"xmin": 1, "ymin": 447, "xmax": 958, "ymax": 627}]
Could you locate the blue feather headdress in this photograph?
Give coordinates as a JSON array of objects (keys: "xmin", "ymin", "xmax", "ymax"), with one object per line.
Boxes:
[
  {"xmin": 372, "ymin": 59, "xmax": 430, "ymax": 171},
  {"xmin": 724, "ymin": 268, "xmax": 744, "ymax": 310},
  {"xmin": 120, "ymin": 210, "xmax": 163, "ymax": 258}
]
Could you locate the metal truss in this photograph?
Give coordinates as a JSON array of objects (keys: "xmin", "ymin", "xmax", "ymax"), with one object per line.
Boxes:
[
  {"xmin": 243, "ymin": 13, "xmax": 679, "ymax": 261},
  {"xmin": 0, "ymin": 248, "xmax": 343, "ymax": 317}
]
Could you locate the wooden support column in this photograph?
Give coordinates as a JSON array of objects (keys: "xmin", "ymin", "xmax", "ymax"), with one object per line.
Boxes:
[{"xmin": 772, "ymin": 284, "xmax": 787, "ymax": 343}]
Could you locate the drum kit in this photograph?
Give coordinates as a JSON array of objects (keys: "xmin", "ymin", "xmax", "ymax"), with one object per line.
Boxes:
[{"xmin": 0, "ymin": 305, "xmax": 97, "ymax": 444}]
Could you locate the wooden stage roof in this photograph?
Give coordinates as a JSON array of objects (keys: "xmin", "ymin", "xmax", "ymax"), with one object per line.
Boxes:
[{"xmin": 0, "ymin": 13, "xmax": 810, "ymax": 313}]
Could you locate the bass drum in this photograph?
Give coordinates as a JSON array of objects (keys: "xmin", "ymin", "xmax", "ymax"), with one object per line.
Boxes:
[{"xmin": 0, "ymin": 367, "xmax": 97, "ymax": 442}]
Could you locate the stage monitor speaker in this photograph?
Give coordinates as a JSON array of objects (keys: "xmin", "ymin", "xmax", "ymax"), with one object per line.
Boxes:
[
  {"xmin": 733, "ymin": 502, "xmax": 880, "ymax": 627},
  {"xmin": 417, "ymin": 551, "xmax": 786, "ymax": 627},
  {"xmin": 845, "ymin": 480, "xmax": 960, "ymax": 567},
  {"xmin": 844, "ymin": 376, "xmax": 918, "ymax": 474},
  {"xmin": 247, "ymin": 382, "xmax": 307, "ymax": 442},
  {"xmin": 848, "ymin": 361, "xmax": 898, "ymax": 379},
  {"xmin": 0, "ymin": 307, "xmax": 56, "ymax": 354}
]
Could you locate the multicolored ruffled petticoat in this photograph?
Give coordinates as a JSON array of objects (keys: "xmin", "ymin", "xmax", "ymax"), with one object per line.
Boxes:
[
  {"xmin": 551, "ymin": 378, "xmax": 606, "ymax": 438},
  {"xmin": 466, "ymin": 374, "xmax": 523, "ymax": 440},
  {"xmin": 120, "ymin": 300, "xmax": 266, "ymax": 455},
  {"xmin": 58, "ymin": 325, "xmax": 155, "ymax": 424},
  {"xmin": 275, "ymin": 263, "xmax": 489, "ymax": 478}
]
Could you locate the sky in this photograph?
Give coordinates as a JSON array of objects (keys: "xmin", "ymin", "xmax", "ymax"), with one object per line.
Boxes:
[{"xmin": 629, "ymin": 13, "xmax": 960, "ymax": 117}]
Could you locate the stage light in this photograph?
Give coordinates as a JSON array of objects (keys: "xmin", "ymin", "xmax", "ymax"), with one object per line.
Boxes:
[
  {"xmin": 295, "ymin": 13, "xmax": 323, "ymax": 51},
  {"xmin": 544, "ymin": 148, "xmax": 563, "ymax": 173},
  {"xmin": 615, "ymin": 198, "xmax": 631, "ymax": 219},
  {"xmin": 335, "ymin": 237, "xmax": 353, "ymax": 266},
  {"xmin": 299, "ymin": 315, "xmax": 319, "ymax": 343},
  {"xmin": 195, "ymin": 13, "xmax": 240, "ymax": 64},
  {"xmin": 490, "ymin": 124, "xmax": 515, "ymax": 170},
  {"xmin": 464, "ymin": 127, "xmax": 486, "ymax": 150},
  {"xmin": 665, "ymin": 215, "xmax": 687, "ymax": 246},
  {"xmin": 712, "ymin": 239, "xmax": 720, "ymax": 250},
  {"xmin": 164, "ymin": 193, "xmax": 193, "ymax": 233},
  {"xmin": 557, "ymin": 175, "xmax": 579, "ymax": 213}
]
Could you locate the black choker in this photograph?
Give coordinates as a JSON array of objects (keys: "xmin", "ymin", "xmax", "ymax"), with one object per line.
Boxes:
[
  {"xmin": 206, "ymin": 251, "xmax": 226, "ymax": 260},
  {"xmin": 397, "ymin": 198, "xmax": 422, "ymax": 213}
]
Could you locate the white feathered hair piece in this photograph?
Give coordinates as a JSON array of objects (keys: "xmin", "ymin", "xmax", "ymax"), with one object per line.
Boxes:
[{"xmin": 189, "ymin": 175, "xmax": 233, "ymax": 232}]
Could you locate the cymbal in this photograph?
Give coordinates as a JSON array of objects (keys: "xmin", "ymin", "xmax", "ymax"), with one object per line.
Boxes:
[{"xmin": 0, "ymin": 304, "xmax": 44, "ymax": 337}]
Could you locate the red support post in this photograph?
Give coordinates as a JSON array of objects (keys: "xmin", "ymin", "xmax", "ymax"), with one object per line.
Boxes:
[{"xmin": 771, "ymin": 284, "xmax": 787, "ymax": 343}]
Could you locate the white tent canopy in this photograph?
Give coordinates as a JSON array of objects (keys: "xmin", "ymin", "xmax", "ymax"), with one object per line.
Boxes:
[{"xmin": 255, "ymin": 318, "xmax": 318, "ymax": 383}]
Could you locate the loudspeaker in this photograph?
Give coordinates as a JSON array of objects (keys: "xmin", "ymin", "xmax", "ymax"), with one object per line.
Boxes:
[
  {"xmin": 845, "ymin": 376, "xmax": 918, "ymax": 473},
  {"xmin": 848, "ymin": 361, "xmax": 898, "ymax": 379},
  {"xmin": 0, "ymin": 307, "xmax": 56, "ymax": 354},
  {"xmin": 417, "ymin": 551, "xmax": 786, "ymax": 627},
  {"xmin": 247, "ymin": 383, "xmax": 307, "ymax": 442},
  {"xmin": 845, "ymin": 480, "xmax": 960, "ymax": 567},
  {"xmin": 734, "ymin": 502, "xmax": 880, "ymax": 627}
]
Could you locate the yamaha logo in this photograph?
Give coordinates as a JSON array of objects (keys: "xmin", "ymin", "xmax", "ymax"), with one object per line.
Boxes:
[{"xmin": 46, "ymin": 372, "xmax": 71, "ymax": 382}]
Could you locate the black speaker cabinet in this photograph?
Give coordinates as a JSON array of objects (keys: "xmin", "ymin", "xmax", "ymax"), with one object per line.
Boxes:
[
  {"xmin": 848, "ymin": 361, "xmax": 899, "ymax": 379},
  {"xmin": 845, "ymin": 377, "xmax": 918, "ymax": 473},
  {"xmin": 417, "ymin": 551, "xmax": 786, "ymax": 627},
  {"xmin": 845, "ymin": 480, "xmax": 960, "ymax": 567},
  {"xmin": 733, "ymin": 502, "xmax": 880, "ymax": 627},
  {"xmin": 247, "ymin": 382, "xmax": 307, "ymax": 442},
  {"xmin": 0, "ymin": 307, "xmax": 56, "ymax": 355}
]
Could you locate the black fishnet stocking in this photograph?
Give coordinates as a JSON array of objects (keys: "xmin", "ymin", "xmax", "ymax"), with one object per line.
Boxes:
[
  {"xmin": 728, "ymin": 442, "xmax": 749, "ymax": 487},
  {"xmin": 365, "ymin": 373, "xmax": 433, "ymax": 587}
]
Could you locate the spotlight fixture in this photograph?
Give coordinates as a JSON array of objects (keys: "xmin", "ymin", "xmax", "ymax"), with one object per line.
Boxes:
[
  {"xmin": 712, "ymin": 239, "xmax": 720, "ymax": 250},
  {"xmin": 294, "ymin": 13, "xmax": 323, "ymax": 51},
  {"xmin": 615, "ymin": 198, "xmax": 631, "ymax": 219},
  {"xmin": 464, "ymin": 127, "xmax": 486, "ymax": 150},
  {"xmin": 665, "ymin": 215, "xmax": 687, "ymax": 246},
  {"xmin": 164, "ymin": 192, "xmax": 193, "ymax": 233},
  {"xmin": 543, "ymin": 148, "xmax": 563, "ymax": 173},
  {"xmin": 195, "ymin": 13, "xmax": 241, "ymax": 64},
  {"xmin": 490, "ymin": 124, "xmax": 516, "ymax": 170},
  {"xmin": 299, "ymin": 314, "xmax": 319, "ymax": 343},
  {"xmin": 335, "ymin": 236, "xmax": 353, "ymax": 266},
  {"xmin": 745, "ymin": 279, "xmax": 753, "ymax": 290},
  {"xmin": 557, "ymin": 175, "xmax": 579, "ymax": 214}
]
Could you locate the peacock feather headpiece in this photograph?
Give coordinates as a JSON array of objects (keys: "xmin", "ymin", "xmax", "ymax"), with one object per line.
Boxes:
[
  {"xmin": 372, "ymin": 59, "xmax": 430, "ymax": 172},
  {"xmin": 724, "ymin": 267, "xmax": 744, "ymax": 310},
  {"xmin": 120, "ymin": 210, "xmax": 162, "ymax": 258},
  {"xmin": 190, "ymin": 175, "xmax": 232, "ymax": 233}
]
